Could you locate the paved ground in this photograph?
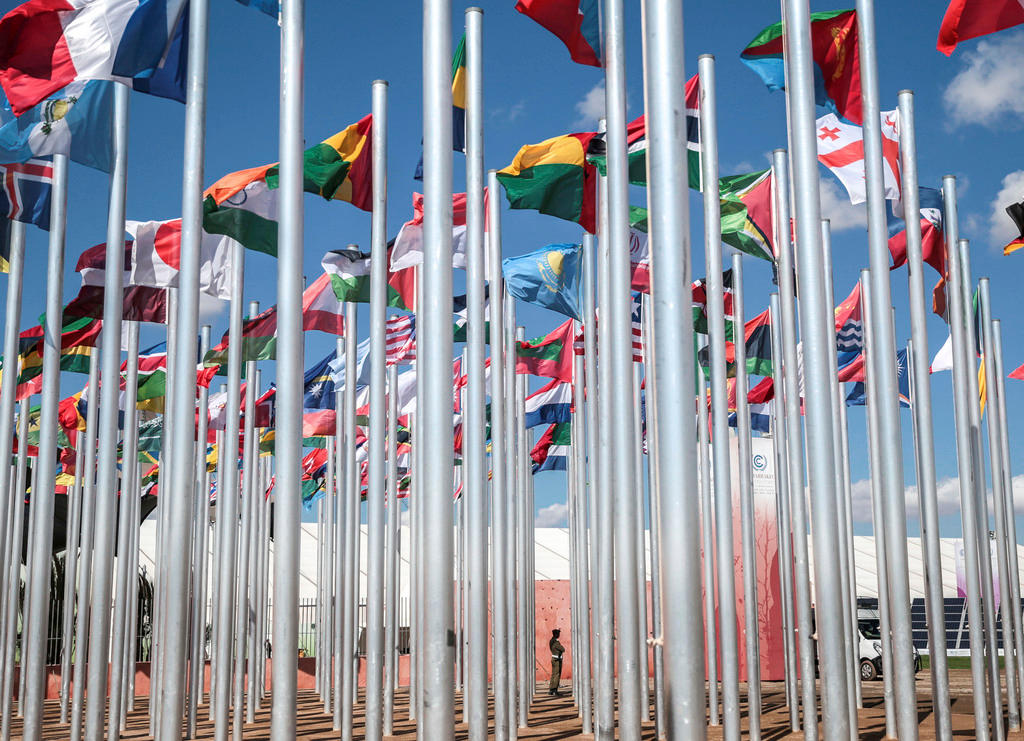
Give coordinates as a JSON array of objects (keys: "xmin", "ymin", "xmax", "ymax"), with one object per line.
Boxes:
[{"xmin": 13, "ymin": 669, "xmax": 1024, "ymax": 739}]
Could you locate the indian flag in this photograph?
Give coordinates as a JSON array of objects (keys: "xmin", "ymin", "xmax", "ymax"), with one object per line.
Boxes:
[
  {"xmin": 322, "ymin": 249, "xmax": 411, "ymax": 310},
  {"xmin": 203, "ymin": 115, "xmax": 374, "ymax": 257}
]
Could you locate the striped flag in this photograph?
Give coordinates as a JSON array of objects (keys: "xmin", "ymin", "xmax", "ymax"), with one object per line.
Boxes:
[
  {"xmin": 530, "ymin": 422, "xmax": 571, "ymax": 472},
  {"xmin": 686, "ymin": 73, "xmax": 701, "ymax": 190},
  {"xmin": 524, "ymin": 378, "xmax": 572, "ymax": 428},
  {"xmin": 816, "ymin": 111, "xmax": 901, "ymax": 205},
  {"xmin": 386, "ymin": 314, "xmax": 416, "ymax": 365},
  {"xmin": 572, "ymin": 293, "xmax": 644, "ymax": 363}
]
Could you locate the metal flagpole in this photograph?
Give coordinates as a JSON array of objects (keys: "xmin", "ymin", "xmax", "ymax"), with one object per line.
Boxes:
[
  {"xmin": 782, "ymin": 0, "xmax": 850, "ymax": 729},
  {"xmin": 125, "ymin": 454, "xmax": 142, "ymax": 719},
  {"xmin": 271, "ymin": 0, "xmax": 305, "ymax": 732},
  {"xmin": 316, "ymin": 501, "xmax": 325, "ymax": 698},
  {"xmin": 333, "ymin": 360, "xmax": 344, "ymax": 730},
  {"xmin": 581, "ymin": 234, "xmax": 600, "ymax": 734},
  {"xmin": 340, "ymin": 304, "xmax": 358, "ymax": 741},
  {"xmin": 59, "ymin": 440, "xmax": 85, "ymax": 723},
  {"xmin": 641, "ymin": 299, "xmax": 665, "ymax": 738},
  {"xmin": 895, "ymin": 90, "xmax": 952, "ymax": 735},
  {"xmin": 324, "ymin": 441, "xmax": 335, "ymax": 705},
  {"xmin": 246, "ymin": 372, "xmax": 263, "ymax": 718},
  {"xmin": 209, "ymin": 424, "xmax": 224, "ymax": 722},
  {"xmin": 68, "ymin": 349, "xmax": 101, "ymax": 741},
  {"xmin": 980, "ymin": 279, "xmax": 1020, "ymax": 731},
  {"xmin": 488, "ymin": 171, "xmax": 510, "ymax": 741},
  {"xmin": 21, "ymin": 445, "xmax": 40, "ymax": 720},
  {"xmin": 961, "ymin": 244, "xmax": 1004, "ymax": 741},
  {"xmin": 234, "ymin": 305, "xmax": 260, "ymax": 734},
  {"xmin": 731, "ymin": 254, "xmax": 760, "ymax": 741},
  {"xmin": 422, "ymin": 0, "xmax": 457, "ymax": 732},
  {"xmin": 639, "ymin": 1, "xmax": 706, "ymax": 733},
  {"xmin": 602, "ymin": 0, "xmax": 642, "ymax": 733},
  {"xmin": 770, "ymin": 148, "xmax": 816, "ymax": 738},
  {"xmin": 504, "ymin": 307, "xmax": 518, "ymax": 738},
  {"xmin": 19, "ymin": 149, "xmax": 68, "ymax": 741},
  {"xmin": 860, "ymin": 270, "xmax": 896, "ymax": 739},
  {"xmin": 572, "ymin": 348, "xmax": 594, "ymax": 734},
  {"xmin": 631, "ymin": 362, "xmax": 650, "ymax": 723},
  {"xmin": 364, "ymin": 77, "xmax": 389, "ymax": 741},
  {"xmin": 464, "ymin": 9, "xmax": 488, "ymax": 739},
  {"xmin": 515, "ymin": 335, "xmax": 529, "ymax": 727},
  {"xmin": 214, "ymin": 245, "xmax": 245, "ymax": 740},
  {"xmin": 0, "ymin": 404, "xmax": 29, "ymax": 741},
  {"xmin": 768, "ymin": 295, "xmax": 799, "ymax": 732},
  {"xmin": 819, "ymin": 221, "xmax": 860, "ymax": 736},
  {"xmin": 384, "ymin": 364, "xmax": 400, "ymax": 733},
  {"xmin": 697, "ymin": 54, "xmax": 739, "ymax": 741},
  {"xmin": 108, "ymin": 321, "xmax": 140, "ymax": 740},
  {"xmin": 697, "ymin": 371, "xmax": 718, "ymax": 726},
  {"xmin": 942, "ymin": 177, "xmax": 989, "ymax": 738},
  {"xmin": 991, "ymin": 320, "xmax": 1024, "ymax": 723},
  {"xmin": 118, "ymin": 380, "xmax": 141, "ymax": 730},
  {"xmin": 853, "ymin": 3, "xmax": 917, "ymax": 736}
]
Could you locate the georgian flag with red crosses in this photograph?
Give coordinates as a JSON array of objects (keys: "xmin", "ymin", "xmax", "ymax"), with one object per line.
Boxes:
[{"xmin": 816, "ymin": 110, "xmax": 901, "ymax": 205}]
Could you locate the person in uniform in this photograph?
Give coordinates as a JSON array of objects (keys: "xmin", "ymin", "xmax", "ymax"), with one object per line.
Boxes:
[{"xmin": 548, "ymin": 628, "xmax": 564, "ymax": 696}]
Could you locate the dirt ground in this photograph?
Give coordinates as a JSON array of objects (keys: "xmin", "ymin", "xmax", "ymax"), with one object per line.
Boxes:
[{"xmin": 15, "ymin": 669, "xmax": 1023, "ymax": 739}]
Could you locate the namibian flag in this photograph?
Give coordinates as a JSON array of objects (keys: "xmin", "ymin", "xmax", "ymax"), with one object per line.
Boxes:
[
  {"xmin": 741, "ymin": 9, "xmax": 862, "ymax": 125},
  {"xmin": 497, "ymin": 131, "xmax": 599, "ymax": 234},
  {"xmin": 515, "ymin": 0, "xmax": 601, "ymax": 67}
]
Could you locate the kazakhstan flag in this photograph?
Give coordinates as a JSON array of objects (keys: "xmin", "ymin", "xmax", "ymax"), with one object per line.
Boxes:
[{"xmin": 502, "ymin": 243, "xmax": 582, "ymax": 320}]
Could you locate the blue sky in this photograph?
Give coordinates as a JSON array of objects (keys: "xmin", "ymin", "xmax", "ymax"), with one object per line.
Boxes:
[{"xmin": 4, "ymin": 0, "xmax": 1024, "ymax": 538}]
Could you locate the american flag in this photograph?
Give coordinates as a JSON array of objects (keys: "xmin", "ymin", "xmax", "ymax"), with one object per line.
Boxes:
[
  {"xmin": 573, "ymin": 292, "xmax": 643, "ymax": 362},
  {"xmin": 386, "ymin": 314, "xmax": 416, "ymax": 365}
]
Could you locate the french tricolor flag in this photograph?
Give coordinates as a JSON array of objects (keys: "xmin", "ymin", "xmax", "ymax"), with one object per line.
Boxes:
[{"xmin": 0, "ymin": 0, "xmax": 187, "ymax": 115}]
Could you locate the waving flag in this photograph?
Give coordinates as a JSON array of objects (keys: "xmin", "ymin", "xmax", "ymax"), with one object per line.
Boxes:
[
  {"xmin": 517, "ymin": 319, "xmax": 575, "ymax": 382},
  {"xmin": 816, "ymin": 110, "xmax": 901, "ymax": 204},
  {"xmin": 414, "ymin": 33, "xmax": 466, "ymax": 179},
  {"xmin": 846, "ymin": 349, "xmax": 911, "ymax": 407},
  {"xmin": 0, "ymin": 159, "xmax": 50, "ymax": 270},
  {"xmin": 390, "ymin": 191, "xmax": 469, "ymax": 271},
  {"xmin": 524, "ymin": 379, "xmax": 572, "ymax": 428},
  {"xmin": 741, "ymin": 9, "xmax": 862, "ymax": 124},
  {"xmin": 128, "ymin": 217, "xmax": 234, "ymax": 300},
  {"xmin": 503, "ymin": 243, "xmax": 582, "ymax": 320},
  {"xmin": 233, "ymin": 0, "xmax": 278, "ymax": 18},
  {"xmin": 1003, "ymin": 198, "xmax": 1024, "ymax": 256},
  {"xmin": 515, "ymin": 0, "xmax": 601, "ymax": 67},
  {"xmin": 834, "ymin": 282, "xmax": 864, "ymax": 381},
  {"xmin": 720, "ymin": 170, "xmax": 775, "ymax": 262},
  {"xmin": 301, "ymin": 272, "xmax": 346, "ymax": 336},
  {"xmin": 698, "ymin": 307, "xmax": 771, "ymax": 377},
  {"xmin": 531, "ymin": 422, "xmax": 571, "ymax": 472},
  {"xmin": 728, "ymin": 376, "xmax": 775, "ymax": 433},
  {"xmin": 386, "ymin": 314, "xmax": 416, "ymax": 366},
  {"xmin": 65, "ymin": 239, "xmax": 168, "ymax": 323},
  {"xmin": 887, "ymin": 187, "xmax": 944, "ymax": 272},
  {"xmin": 322, "ymin": 248, "xmax": 413, "ymax": 310},
  {"xmin": 0, "ymin": 0, "xmax": 188, "ymax": 115},
  {"xmin": 0, "ymin": 80, "xmax": 114, "ymax": 172},
  {"xmin": 588, "ymin": 114, "xmax": 648, "ymax": 185},
  {"xmin": 937, "ymin": 0, "xmax": 1024, "ymax": 55},
  {"xmin": 204, "ymin": 305, "xmax": 277, "ymax": 367},
  {"xmin": 691, "ymin": 268, "xmax": 734, "ymax": 339}
]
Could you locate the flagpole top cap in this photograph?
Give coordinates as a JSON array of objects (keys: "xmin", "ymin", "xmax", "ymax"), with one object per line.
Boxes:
[
  {"xmin": 466, "ymin": 6, "xmax": 483, "ymax": 13},
  {"xmin": 898, "ymin": 89, "xmax": 912, "ymax": 96},
  {"xmin": 772, "ymin": 148, "xmax": 786, "ymax": 155},
  {"xmin": 698, "ymin": 53, "xmax": 715, "ymax": 61},
  {"xmin": 373, "ymin": 79, "xmax": 389, "ymax": 87}
]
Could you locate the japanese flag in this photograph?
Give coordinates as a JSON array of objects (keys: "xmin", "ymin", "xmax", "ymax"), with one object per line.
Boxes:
[{"xmin": 128, "ymin": 218, "xmax": 235, "ymax": 300}]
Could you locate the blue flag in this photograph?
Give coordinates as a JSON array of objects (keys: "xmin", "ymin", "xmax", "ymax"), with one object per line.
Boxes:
[
  {"xmin": 232, "ymin": 0, "xmax": 280, "ymax": 18},
  {"xmin": 845, "ymin": 348, "xmax": 911, "ymax": 408},
  {"xmin": 303, "ymin": 352, "xmax": 338, "ymax": 411},
  {"xmin": 503, "ymin": 243, "xmax": 582, "ymax": 320}
]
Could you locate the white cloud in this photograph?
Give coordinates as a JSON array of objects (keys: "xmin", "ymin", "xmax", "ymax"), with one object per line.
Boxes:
[
  {"xmin": 944, "ymin": 31, "xmax": 1024, "ymax": 128},
  {"xmin": 572, "ymin": 81, "xmax": 605, "ymax": 129},
  {"xmin": 819, "ymin": 177, "xmax": 866, "ymax": 232},
  {"xmin": 401, "ymin": 507, "xmax": 410, "ymax": 527},
  {"xmin": 848, "ymin": 474, "xmax": 1024, "ymax": 523},
  {"xmin": 199, "ymin": 293, "xmax": 227, "ymax": 324},
  {"xmin": 535, "ymin": 502, "xmax": 568, "ymax": 528},
  {"xmin": 491, "ymin": 99, "xmax": 526, "ymax": 124},
  {"xmin": 987, "ymin": 169, "xmax": 1024, "ymax": 250}
]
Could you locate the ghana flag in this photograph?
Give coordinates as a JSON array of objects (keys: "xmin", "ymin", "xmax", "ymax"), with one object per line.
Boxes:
[
  {"xmin": 203, "ymin": 115, "xmax": 373, "ymax": 256},
  {"xmin": 720, "ymin": 170, "xmax": 775, "ymax": 262},
  {"xmin": 741, "ymin": 9, "xmax": 862, "ymax": 125},
  {"xmin": 497, "ymin": 130, "xmax": 599, "ymax": 234}
]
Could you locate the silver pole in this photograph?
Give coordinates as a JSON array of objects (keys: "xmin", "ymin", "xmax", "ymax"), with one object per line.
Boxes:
[
  {"xmin": 488, "ymin": 172, "xmax": 510, "ymax": 741},
  {"xmin": 363, "ymin": 77, "xmax": 389, "ymax": 741},
  {"xmin": 581, "ymin": 234, "xmax": 601, "ymax": 735},
  {"xmin": 991, "ymin": 320, "xmax": 1024, "ymax": 723},
  {"xmin": 603, "ymin": 0, "xmax": 641, "ymax": 733},
  {"xmin": 980, "ymin": 279, "xmax": 1020, "ymax": 731},
  {"xmin": 768, "ymin": 294, "xmax": 799, "ymax": 732},
  {"xmin": 0, "ymin": 405, "xmax": 29, "ymax": 741},
  {"xmin": 896, "ymin": 90, "xmax": 952, "ymax": 735},
  {"xmin": 504, "ymin": 301, "xmax": 517, "ymax": 737},
  {"xmin": 59, "ymin": 437, "xmax": 85, "ymax": 724},
  {"xmin": 68, "ymin": 349, "xmax": 101, "ymax": 741},
  {"xmin": 942, "ymin": 175, "xmax": 989, "ymax": 738},
  {"xmin": 234, "ymin": 307, "xmax": 259, "ymax": 736},
  {"xmin": 641, "ymin": 298, "xmax": 665, "ymax": 739},
  {"xmin": 340, "ymin": 305, "xmax": 358, "ymax": 741},
  {"xmin": 854, "ymin": 1, "xmax": 917, "ymax": 734},
  {"xmin": 782, "ymin": 0, "xmax": 850, "ymax": 727},
  {"xmin": 82, "ymin": 81, "xmax": 129, "ymax": 741},
  {"xmin": 631, "ymin": 362, "xmax": 650, "ymax": 723},
  {"xmin": 108, "ymin": 321, "xmax": 140, "ymax": 740},
  {"xmin": 125, "ymin": 458, "xmax": 142, "ymax": 718},
  {"xmin": 572, "ymin": 349, "xmax": 594, "ymax": 734},
  {"xmin": 770, "ymin": 148, "xmax": 817, "ymax": 737},
  {"xmin": 213, "ymin": 248, "xmax": 245, "ymax": 741},
  {"xmin": 640, "ymin": 0, "xmax": 708, "ymax": 728},
  {"xmin": 333, "ymin": 364, "xmax": 344, "ymax": 730},
  {"xmin": 515, "ymin": 336, "xmax": 529, "ymax": 728},
  {"xmin": 697, "ymin": 370, "xmax": 718, "ymax": 726},
  {"xmin": 384, "ymin": 364, "xmax": 400, "ymax": 734},
  {"xmin": 464, "ymin": 9, "xmax": 488, "ymax": 739},
  {"xmin": 422, "ymin": 0, "xmax": 456, "ymax": 731},
  {"xmin": 731, "ymin": 254, "xmax": 760, "ymax": 741},
  {"xmin": 316, "ymin": 499, "xmax": 325, "ymax": 698},
  {"xmin": 21, "ymin": 448, "xmax": 40, "ymax": 720},
  {"xmin": 270, "ymin": 0, "xmax": 305, "ymax": 732},
  {"xmin": 19, "ymin": 150, "xmax": 69, "ymax": 741},
  {"xmin": 698, "ymin": 54, "xmax": 739, "ymax": 740},
  {"xmin": 860, "ymin": 270, "xmax": 897, "ymax": 739}
]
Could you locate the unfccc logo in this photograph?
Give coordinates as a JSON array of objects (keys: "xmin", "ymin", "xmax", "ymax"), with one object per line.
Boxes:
[{"xmin": 752, "ymin": 454, "xmax": 767, "ymax": 472}]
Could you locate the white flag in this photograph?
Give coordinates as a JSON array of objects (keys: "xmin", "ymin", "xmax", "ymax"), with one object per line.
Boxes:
[{"xmin": 816, "ymin": 110, "xmax": 901, "ymax": 205}]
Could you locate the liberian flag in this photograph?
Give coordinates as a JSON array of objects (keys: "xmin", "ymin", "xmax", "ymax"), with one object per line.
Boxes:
[
  {"xmin": 128, "ymin": 218, "xmax": 234, "ymax": 300},
  {"xmin": 531, "ymin": 422, "xmax": 570, "ymax": 472},
  {"xmin": 0, "ymin": 0, "xmax": 187, "ymax": 115},
  {"xmin": 572, "ymin": 299, "xmax": 644, "ymax": 364},
  {"xmin": 524, "ymin": 378, "xmax": 572, "ymax": 428},
  {"xmin": 390, "ymin": 191, "xmax": 470, "ymax": 272},
  {"xmin": 386, "ymin": 314, "xmax": 416, "ymax": 365},
  {"xmin": 816, "ymin": 110, "xmax": 901, "ymax": 205},
  {"xmin": 301, "ymin": 272, "xmax": 346, "ymax": 336}
]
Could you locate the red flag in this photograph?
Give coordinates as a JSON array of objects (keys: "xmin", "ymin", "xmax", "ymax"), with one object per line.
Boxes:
[{"xmin": 937, "ymin": 0, "xmax": 1024, "ymax": 55}]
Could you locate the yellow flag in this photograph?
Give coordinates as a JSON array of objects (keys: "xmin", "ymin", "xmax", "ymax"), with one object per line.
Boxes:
[{"xmin": 979, "ymin": 354, "xmax": 987, "ymax": 415}]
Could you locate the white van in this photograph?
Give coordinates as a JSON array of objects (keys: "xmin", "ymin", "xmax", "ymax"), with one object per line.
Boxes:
[{"xmin": 857, "ymin": 617, "xmax": 922, "ymax": 681}]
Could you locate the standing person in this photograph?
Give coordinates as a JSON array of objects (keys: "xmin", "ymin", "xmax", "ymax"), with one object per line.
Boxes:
[{"xmin": 548, "ymin": 628, "xmax": 565, "ymax": 696}]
